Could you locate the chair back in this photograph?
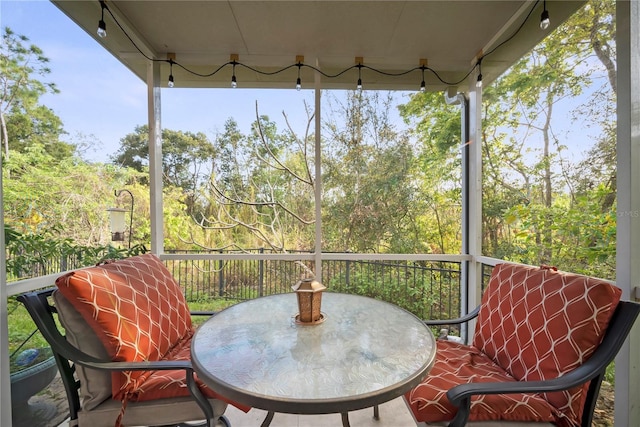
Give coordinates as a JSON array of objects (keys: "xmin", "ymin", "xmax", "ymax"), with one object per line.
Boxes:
[
  {"xmin": 578, "ymin": 299, "xmax": 640, "ymax": 426},
  {"xmin": 473, "ymin": 263, "xmax": 623, "ymax": 425}
]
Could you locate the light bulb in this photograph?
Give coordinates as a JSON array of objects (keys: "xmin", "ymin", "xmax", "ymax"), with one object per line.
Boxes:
[
  {"xmin": 476, "ymin": 74, "xmax": 483, "ymax": 88},
  {"xmin": 97, "ymin": 2, "xmax": 107, "ymax": 38},
  {"xmin": 419, "ymin": 66, "xmax": 427, "ymax": 93},
  {"xmin": 540, "ymin": 10, "xmax": 550, "ymax": 30},
  {"xmin": 97, "ymin": 19, "xmax": 107, "ymax": 38},
  {"xmin": 168, "ymin": 75, "xmax": 174, "ymax": 88},
  {"xmin": 231, "ymin": 75, "xmax": 237, "ymax": 88},
  {"xmin": 296, "ymin": 77, "xmax": 302, "ymax": 91},
  {"xmin": 356, "ymin": 63, "xmax": 363, "ymax": 91}
]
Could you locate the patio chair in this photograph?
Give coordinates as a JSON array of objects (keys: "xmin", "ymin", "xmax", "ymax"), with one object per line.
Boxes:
[
  {"xmin": 404, "ymin": 263, "xmax": 640, "ymax": 427},
  {"xmin": 17, "ymin": 254, "xmax": 248, "ymax": 427}
]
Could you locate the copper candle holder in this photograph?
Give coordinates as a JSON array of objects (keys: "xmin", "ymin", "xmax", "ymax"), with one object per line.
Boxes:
[{"xmin": 292, "ymin": 278, "xmax": 326, "ymax": 324}]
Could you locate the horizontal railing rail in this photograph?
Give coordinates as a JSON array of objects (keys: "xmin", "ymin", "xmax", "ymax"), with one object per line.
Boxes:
[
  {"xmin": 7, "ymin": 250, "xmax": 469, "ymax": 322},
  {"xmin": 162, "ymin": 250, "xmax": 464, "ymax": 320}
]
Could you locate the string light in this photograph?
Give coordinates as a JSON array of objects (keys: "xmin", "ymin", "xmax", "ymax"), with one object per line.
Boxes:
[
  {"xmin": 168, "ymin": 60, "xmax": 175, "ymax": 87},
  {"xmin": 93, "ymin": 0, "xmax": 544, "ymax": 93},
  {"xmin": 97, "ymin": 1, "xmax": 107, "ymax": 38},
  {"xmin": 540, "ymin": 0, "xmax": 550, "ymax": 30},
  {"xmin": 231, "ymin": 61, "xmax": 237, "ymax": 88}
]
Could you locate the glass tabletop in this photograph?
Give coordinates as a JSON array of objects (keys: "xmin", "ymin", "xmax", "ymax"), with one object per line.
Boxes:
[{"xmin": 192, "ymin": 292, "xmax": 436, "ymax": 414}]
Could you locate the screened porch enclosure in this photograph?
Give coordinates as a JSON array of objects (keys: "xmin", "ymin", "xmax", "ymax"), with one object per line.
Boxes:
[{"xmin": 2, "ymin": 1, "xmax": 639, "ymax": 426}]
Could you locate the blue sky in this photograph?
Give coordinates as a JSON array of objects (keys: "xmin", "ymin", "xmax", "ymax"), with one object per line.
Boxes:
[{"xmin": 1, "ymin": 0, "xmax": 322, "ymax": 162}]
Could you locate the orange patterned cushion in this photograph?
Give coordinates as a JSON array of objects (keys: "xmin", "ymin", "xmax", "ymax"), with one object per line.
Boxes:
[
  {"xmin": 55, "ymin": 254, "xmax": 193, "ymax": 400},
  {"xmin": 127, "ymin": 332, "xmax": 251, "ymax": 412},
  {"xmin": 406, "ymin": 340, "xmax": 561, "ymax": 424},
  {"xmin": 473, "ymin": 263, "xmax": 621, "ymax": 424},
  {"xmin": 406, "ymin": 263, "xmax": 621, "ymax": 426}
]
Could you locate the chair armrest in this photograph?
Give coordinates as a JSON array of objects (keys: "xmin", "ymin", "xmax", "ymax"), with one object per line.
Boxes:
[
  {"xmin": 448, "ymin": 358, "xmax": 607, "ymax": 405},
  {"xmin": 190, "ymin": 311, "xmax": 218, "ymax": 317},
  {"xmin": 78, "ymin": 359, "xmax": 194, "ymax": 372},
  {"xmin": 444, "ymin": 354, "xmax": 612, "ymax": 427},
  {"xmin": 424, "ymin": 306, "xmax": 480, "ymax": 326},
  {"xmin": 79, "ymin": 350, "xmax": 216, "ymax": 424}
]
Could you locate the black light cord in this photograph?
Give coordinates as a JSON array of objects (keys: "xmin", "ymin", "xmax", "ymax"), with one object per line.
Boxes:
[
  {"xmin": 98, "ymin": 0, "xmax": 543, "ymax": 89},
  {"xmin": 483, "ymin": 0, "xmax": 541, "ymax": 59},
  {"xmin": 471, "ymin": 0, "xmax": 542, "ymax": 85}
]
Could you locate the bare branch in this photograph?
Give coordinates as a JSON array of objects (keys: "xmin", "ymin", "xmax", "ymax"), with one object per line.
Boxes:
[
  {"xmin": 254, "ymin": 102, "xmax": 313, "ymax": 185},
  {"xmin": 282, "ymin": 100, "xmax": 315, "ymax": 185}
]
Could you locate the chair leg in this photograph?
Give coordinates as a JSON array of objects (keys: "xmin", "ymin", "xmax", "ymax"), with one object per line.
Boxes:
[{"xmin": 185, "ymin": 369, "xmax": 215, "ymax": 427}]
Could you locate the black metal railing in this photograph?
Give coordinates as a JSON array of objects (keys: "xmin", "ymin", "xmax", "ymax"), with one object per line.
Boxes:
[
  {"xmin": 164, "ymin": 250, "xmax": 462, "ymax": 320},
  {"xmin": 7, "ymin": 247, "xmax": 464, "ymax": 320}
]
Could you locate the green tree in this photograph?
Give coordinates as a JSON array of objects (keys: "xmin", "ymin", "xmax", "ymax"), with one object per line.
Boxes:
[
  {"xmin": 323, "ymin": 91, "xmax": 418, "ymax": 253},
  {"xmin": 397, "ymin": 0, "xmax": 617, "ymax": 277},
  {"xmin": 571, "ymin": 0, "xmax": 617, "ymax": 213},
  {"xmin": 214, "ymin": 119, "xmax": 248, "ymax": 194},
  {"xmin": 195, "ymin": 103, "xmax": 316, "ymax": 252},
  {"xmin": 479, "ymin": 0, "xmax": 616, "ymax": 275},
  {"xmin": 398, "ymin": 91, "xmax": 464, "ymax": 254},
  {"xmin": 3, "ymin": 142, "xmax": 145, "ymax": 245},
  {"xmin": 0, "ymin": 27, "xmax": 69, "ymax": 160},
  {"xmin": 112, "ymin": 125, "xmax": 216, "ymax": 214}
]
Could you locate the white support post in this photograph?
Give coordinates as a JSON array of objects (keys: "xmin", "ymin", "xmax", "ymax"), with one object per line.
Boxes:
[
  {"xmin": 615, "ymin": 1, "xmax": 640, "ymax": 426},
  {"xmin": 445, "ymin": 88, "xmax": 472, "ymax": 339},
  {"xmin": 147, "ymin": 60, "xmax": 164, "ymax": 255},
  {"xmin": 1, "ymin": 151, "xmax": 12, "ymax": 426},
  {"xmin": 467, "ymin": 70, "xmax": 484, "ymax": 316},
  {"xmin": 314, "ymin": 59, "xmax": 322, "ymax": 280}
]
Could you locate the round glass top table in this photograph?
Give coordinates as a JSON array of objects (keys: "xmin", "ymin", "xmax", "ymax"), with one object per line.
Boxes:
[{"xmin": 192, "ymin": 292, "xmax": 436, "ymax": 427}]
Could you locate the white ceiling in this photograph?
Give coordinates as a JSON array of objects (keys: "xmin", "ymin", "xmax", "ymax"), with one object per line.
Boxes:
[{"xmin": 53, "ymin": 0, "xmax": 586, "ymax": 91}]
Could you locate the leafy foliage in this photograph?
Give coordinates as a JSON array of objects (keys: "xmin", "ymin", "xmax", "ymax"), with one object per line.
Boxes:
[
  {"xmin": 0, "ymin": 27, "xmax": 72, "ymax": 160},
  {"xmin": 5, "ymin": 224, "xmax": 147, "ymax": 281},
  {"xmin": 472, "ymin": 1, "xmax": 617, "ymax": 275}
]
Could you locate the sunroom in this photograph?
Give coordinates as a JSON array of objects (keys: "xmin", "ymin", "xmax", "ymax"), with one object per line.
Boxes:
[{"xmin": 1, "ymin": 0, "xmax": 639, "ymax": 426}]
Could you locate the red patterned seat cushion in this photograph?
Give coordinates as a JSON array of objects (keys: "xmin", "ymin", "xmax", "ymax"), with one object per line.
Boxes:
[
  {"xmin": 406, "ymin": 263, "xmax": 621, "ymax": 426},
  {"xmin": 127, "ymin": 332, "xmax": 248, "ymax": 412},
  {"xmin": 55, "ymin": 254, "xmax": 195, "ymax": 399},
  {"xmin": 405, "ymin": 340, "xmax": 562, "ymax": 424}
]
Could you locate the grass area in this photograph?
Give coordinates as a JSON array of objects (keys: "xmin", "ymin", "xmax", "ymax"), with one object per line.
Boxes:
[
  {"xmin": 605, "ymin": 362, "xmax": 615, "ymax": 384},
  {"xmin": 187, "ymin": 297, "xmax": 242, "ymax": 327},
  {"xmin": 7, "ymin": 297, "xmax": 49, "ymax": 359},
  {"xmin": 187, "ymin": 297, "xmax": 240, "ymax": 312}
]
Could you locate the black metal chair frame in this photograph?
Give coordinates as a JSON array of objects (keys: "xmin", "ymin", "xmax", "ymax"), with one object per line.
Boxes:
[
  {"xmin": 17, "ymin": 287, "xmax": 231, "ymax": 427},
  {"xmin": 424, "ymin": 300, "xmax": 640, "ymax": 427}
]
